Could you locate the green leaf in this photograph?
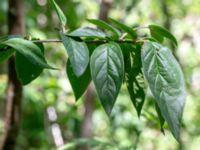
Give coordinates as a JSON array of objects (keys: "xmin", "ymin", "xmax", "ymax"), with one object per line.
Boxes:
[
  {"xmin": 120, "ymin": 43, "xmax": 145, "ymax": 117},
  {"xmin": 15, "ymin": 43, "xmax": 45, "ymax": 85},
  {"xmin": 67, "ymin": 27, "xmax": 106, "ymax": 39},
  {"xmin": 155, "ymin": 102, "xmax": 165, "ymax": 134},
  {"xmin": 49, "ymin": 0, "xmax": 67, "ymax": 27},
  {"xmin": 67, "ymin": 60, "xmax": 91, "ymax": 100},
  {"xmin": 109, "ymin": 18, "xmax": 137, "ymax": 39},
  {"xmin": 87, "ymin": 19, "xmax": 120, "ymax": 39},
  {"xmin": 60, "ymin": 32, "xmax": 89, "ymax": 77},
  {"xmin": 90, "ymin": 42, "xmax": 124, "ymax": 115},
  {"xmin": 2, "ymin": 38, "xmax": 54, "ymax": 69},
  {"xmin": 0, "ymin": 35, "xmax": 21, "ymax": 43},
  {"xmin": 141, "ymin": 41, "xmax": 186, "ymax": 141},
  {"xmin": 150, "ymin": 30, "xmax": 164, "ymax": 43},
  {"xmin": 148, "ymin": 25, "xmax": 178, "ymax": 46},
  {"xmin": 0, "ymin": 47, "xmax": 15, "ymax": 63}
]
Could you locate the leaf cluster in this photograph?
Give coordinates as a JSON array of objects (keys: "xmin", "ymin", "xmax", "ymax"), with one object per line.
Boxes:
[{"xmin": 0, "ymin": 0, "xmax": 186, "ymax": 142}]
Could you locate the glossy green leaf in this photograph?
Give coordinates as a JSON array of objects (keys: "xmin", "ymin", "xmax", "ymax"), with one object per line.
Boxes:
[
  {"xmin": 60, "ymin": 32, "xmax": 89, "ymax": 77},
  {"xmin": 2, "ymin": 38, "xmax": 54, "ymax": 69},
  {"xmin": 87, "ymin": 19, "xmax": 120, "ymax": 39},
  {"xmin": 141, "ymin": 41, "xmax": 186, "ymax": 141},
  {"xmin": 67, "ymin": 27, "xmax": 106, "ymax": 39},
  {"xmin": 120, "ymin": 43, "xmax": 145, "ymax": 117},
  {"xmin": 109, "ymin": 18, "xmax": 137, "ymax": 39},
  {"xmin": 49, "ymin": 0, "xmax": 67, "ymax": 27},
  {"xmin": 155, "ymin": 102, "xmax": 165, "ymax": 134},
  {"xmin": 15, "ymin": 43, "xmax": 45, "ymax": 85},
  {"xmin": 90, "ymin": 42, "xmax": 124, "ymax": 115},
  {"xmin": 67, "ymin": 60, "xmax": 91, "ymax": 100},
  {"xmin": 148, "ymin": 25, "xmax": 178, "ymax": 46}
]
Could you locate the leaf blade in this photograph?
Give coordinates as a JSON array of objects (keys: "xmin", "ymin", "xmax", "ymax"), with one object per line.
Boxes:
[
  {"xmin": 148, "ymin": 25, "xmax": 178, "ymax": 46},
  {"xmin": 120, "ymin": 43, "xmax": 145, "ymax": 117},
  {"xmin": 15, "ymin": 43, "xmax": 45, "ymax": 85},
  {"xmin": 155, "ymin": 102, "xmax": 165, "ymax": 134},
  {"xmin": 67, "ymin": 27, "xmax": 106, "ymax": 39},
  {"xmin": 90, "ymin": 42, "xmax": 124, "ymax": 115},
  {"xmin": 49, "ymin": 0, "xmax": 67, "ymax": 27},
  {"xmin": 87, "ymin": 19, "xmax": 120, "ymax": 39},
  {"xmin": 141, "ymin": 41, "xmax": 186, "ymax": 141},
  {"xmin": 60, "ymin": 32, "xmax": 89, "ymax": 77},
  {"xmin": 2, "ymin": 38, "xmax": 54, "ymax": 69},
  {"xmin": 67, "ymin": 60, "xmax": 91, "ymax": 100},
  {"xmin": 109, "ymin": 18, "xmax": 137, "ymax": 39},
  {"xmin": 0, "ymin": 48, "xmax": 15, "ymax": 63}
]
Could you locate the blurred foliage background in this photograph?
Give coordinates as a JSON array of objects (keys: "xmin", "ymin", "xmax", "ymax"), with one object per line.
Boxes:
[{"xmin": 0, "ymin": 0, "xmax": 200, "ymax": 149}]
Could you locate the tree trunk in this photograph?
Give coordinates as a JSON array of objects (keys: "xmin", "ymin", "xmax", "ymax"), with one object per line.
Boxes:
[
  {"xmin": 0, "ymin": 0, "xmax": 24, "ymax": 149},
  {"xmin": 98, "ymin": 0, "xmax": 113, "ymax": 21}
]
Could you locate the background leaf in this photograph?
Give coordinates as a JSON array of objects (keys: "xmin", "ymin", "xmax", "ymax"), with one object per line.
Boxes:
[
  {"xmin": 2, "ymin": 38, "xmax": 54, "ymax": 69},
  {"xmin": 15, "ymin": 43, "xmax": 45, "ymax": 85},
  {"xmin": 141, "ymin": 41, "xmax": 186, "ymax": 141},
  {"xmin": 87, "ymin": 19, "xmax": 120, "ymax": 39},
  {"xmin": 67, "ymin": 60, "xmax": 91, "ymax": 100},
  {"xmin": 67, "ymin": 27, "xmax": 106, "ymax": 39},
  {"xmin": 148, "ymin": 25, "xmax": 178, "ymax": 46},
  {"xmin": 90, "ymin": 42, "xmax": 124, "ymax": 115},
  {"xmin": 60, "ymin": 32, "xmax": 89, "ymax": 77},
  {"xmin": 49, "ymin": 0, "xmax": 67, "ymax": 27},
  {"xmin": 120, "ymin": 43, "xmax": 145, "ymax": 117},
  {"xmin": 109, "ymin": 18, "xmax": 137, "ymax": 39}
]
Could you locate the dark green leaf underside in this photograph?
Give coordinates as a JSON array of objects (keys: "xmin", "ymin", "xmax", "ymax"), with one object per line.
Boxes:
[
  {"xmin": 67, "ymin": 60, "xmax": 91, "ymax": 100},
  {"xmin": 120, "ymin": 43, "xmax": 145, "ymax": 117}
]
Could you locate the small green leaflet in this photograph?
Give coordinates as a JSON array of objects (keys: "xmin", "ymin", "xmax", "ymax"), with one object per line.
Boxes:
[
  {"xmin": 15, "ymin": 43, "xmax": 45, "ymax": 85},
  {"xmin": 148, "ymin": 25, "xmax": 178, "ymax": 46},
  {"xmin": 49, "ymin": 0, "xmax": 67, "ymax": 27},
  {"xmin": 67, "ymin": 27, "xmax": 106, "ymax": 39},
  {"xmin": 121, "ymin": 43, "xmax": 145, "ymax": 117},
  {"xmin": 67, "ymin": 60, "xmax": 91, "ymax": 100},
  {"xmin": 90, "ymin": 42, "xmax": 124, "ymax": 115},
  {"xmin": 2, "ymin": 38, "xmax": 54, "ymax": 69},
  {"xmin": 109, "ymin": 18, "xmax": 137, "ymax": 39},
  {"xmin": 60, "ymin": 32, "xmax": 89, "ymax": 77},
  {"xmin": 141, "ymin": 41, "xmax": 186, "ymax": 141},
  {"xmin": 87, "ymin": 19, "xmax": 120, "ymax": 39}
]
